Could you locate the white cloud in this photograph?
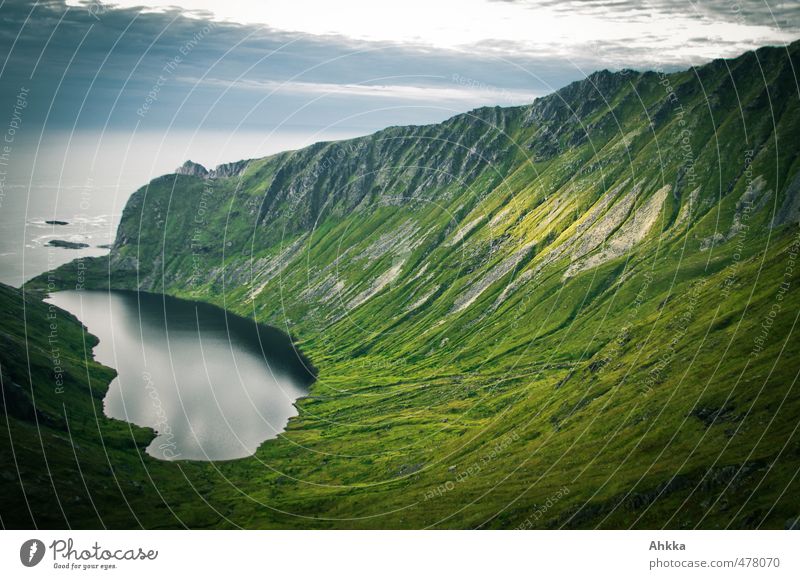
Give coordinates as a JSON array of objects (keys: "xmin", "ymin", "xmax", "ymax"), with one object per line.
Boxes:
[
  {"xmin": 71, "ymin": 0, "xmax": 798, "ymax": 65},
  {"xmin": 178, "ymin": 76, "xmax": 544, "ymax": 105}
]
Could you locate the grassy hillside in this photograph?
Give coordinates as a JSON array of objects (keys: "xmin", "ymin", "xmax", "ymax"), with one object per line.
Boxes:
[{"xmin": 15, "ymin": 41, "xmax": 800, "ymax": 528}]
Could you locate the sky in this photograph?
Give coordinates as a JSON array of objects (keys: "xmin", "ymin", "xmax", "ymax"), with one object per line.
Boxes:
[{"xmin": 0, "ymin": 0, "xmax": 797, "ymax": 174}]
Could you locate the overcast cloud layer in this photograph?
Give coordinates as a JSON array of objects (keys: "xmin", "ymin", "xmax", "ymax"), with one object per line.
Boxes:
[{"xmin": 0, "ymin": 0, "xmax": 796, "ymax": 137}]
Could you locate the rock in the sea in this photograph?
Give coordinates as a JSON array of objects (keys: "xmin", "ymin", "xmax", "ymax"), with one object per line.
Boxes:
[{"xmin": 47, "ymin": 239, "xmax": 90, "ymax": 249}]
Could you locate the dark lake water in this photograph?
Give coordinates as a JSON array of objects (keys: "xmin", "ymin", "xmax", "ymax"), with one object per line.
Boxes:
[{"xmin": 47, "ymin": 290, "xmax": 315, "ymax": 461}]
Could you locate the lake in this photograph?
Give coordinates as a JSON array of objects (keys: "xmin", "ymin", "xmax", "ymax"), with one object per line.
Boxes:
[{"xmin": 47, "ymin": 290, "xmax": 316, "ymax": 461}]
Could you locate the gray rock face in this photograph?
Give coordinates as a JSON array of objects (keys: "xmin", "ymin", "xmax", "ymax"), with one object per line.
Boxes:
[
  {"xmin": 211, "ymin": 160, "xmax": 249, "ymax": 178},
  {"xmin": 773, "ymin": 171, "xmax": 800, "ymax": 227},
  {"xmin": 175, "ymin": 159, "xmax": 249, "ymax": 179},
  {"xmin": 700, "ymin": 174, "xmax": 772, "ymax": 250},
  {"xmin": 452, "ymin": 240, "xmax": 536, "ymax": 313},
  {"xmin": 699, "ymin": 232, "xmax": 725, "ymax": 252},
  {"xmin": 673, "ymin": 187, "xmax": 700, "ymax": 230},
  {"xmin": 730, "ymin": 175, "xmax": 771, "ymax": 237},
  {"xmin": 175, "ymin": 160, "xmax": 209, "ymax": 177},
  {"xmin": 564, "ymin": 184, "xmax": 670, "ymax": 278}
]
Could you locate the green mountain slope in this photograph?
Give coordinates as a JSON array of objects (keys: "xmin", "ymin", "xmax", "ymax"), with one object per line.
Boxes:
[{"xmin": 19, "ymin": 41, "xmax": 800, "ymax": 528}]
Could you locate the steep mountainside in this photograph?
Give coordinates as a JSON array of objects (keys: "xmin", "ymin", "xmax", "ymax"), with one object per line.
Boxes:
[{"xmin": 25, "ymin": 41, "xmax": 800, "ymax": 528}]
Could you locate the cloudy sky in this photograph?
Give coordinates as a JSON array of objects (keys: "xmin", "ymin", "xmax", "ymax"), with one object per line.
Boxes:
[{"xmin": 0, "ymin": 0, "xmax": 797, "ymax": 182}]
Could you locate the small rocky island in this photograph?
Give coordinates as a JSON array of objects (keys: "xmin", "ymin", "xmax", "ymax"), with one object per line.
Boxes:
[{"xmin": 47, "ymin": 239, "xmax": 89, "ymax": 249}]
